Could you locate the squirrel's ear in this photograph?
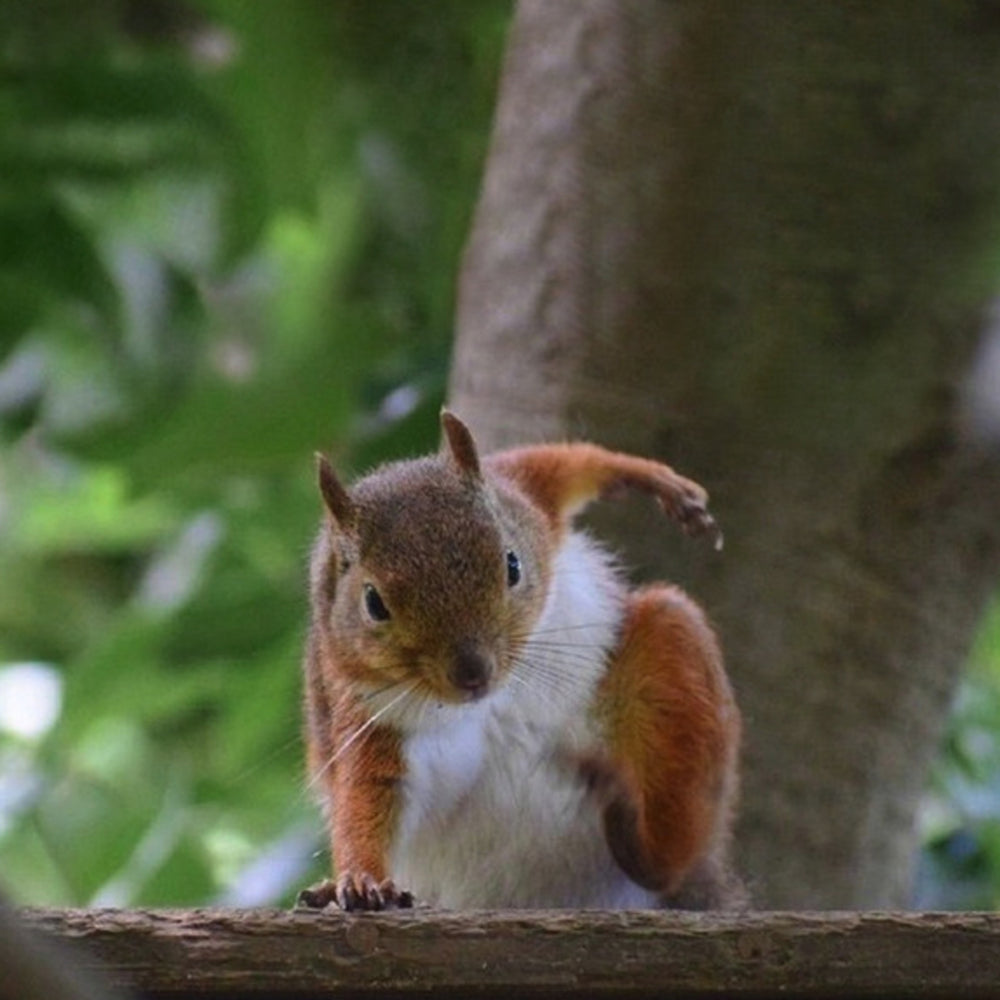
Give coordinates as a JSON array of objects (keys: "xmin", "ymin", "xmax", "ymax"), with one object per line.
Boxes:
[
  {"xmin": 316, "ymin": 453, "xmax": 356, "ymax": 529},
  {"xmin": 441, "ymin": 409, "xmax": 481, "ymax": 481}
]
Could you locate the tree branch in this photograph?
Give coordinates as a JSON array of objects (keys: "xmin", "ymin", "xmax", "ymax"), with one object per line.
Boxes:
[{"xmin": 15, "ymin": 907, "xmax": 1000, "ymax": 999}]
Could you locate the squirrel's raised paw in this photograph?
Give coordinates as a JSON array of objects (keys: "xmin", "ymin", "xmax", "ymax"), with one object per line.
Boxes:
[{"xmin": 296, "ymin": 874, "xmax": 414, "ymax": 912}]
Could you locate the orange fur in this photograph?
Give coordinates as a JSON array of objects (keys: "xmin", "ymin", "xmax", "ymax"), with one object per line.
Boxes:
[
  {"xmin": 303, "ymin": 630, "xmax": 408, "ymax": 908},
  {"xmin": 488, "ymin": 443, "xmax": 716, "ymax": 542},
  {"xmin": 326, "ymin": 688, "xmax": 403, "ymax": 881},
  {"xmin": 597, "ymin": 586, "xmax": 739, "ymax": 895}
]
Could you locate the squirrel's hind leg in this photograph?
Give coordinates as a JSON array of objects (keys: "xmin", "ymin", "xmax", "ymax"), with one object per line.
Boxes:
[{"xmin": 587, "ymin": 585, "xmax": 742, "ymax": 907}]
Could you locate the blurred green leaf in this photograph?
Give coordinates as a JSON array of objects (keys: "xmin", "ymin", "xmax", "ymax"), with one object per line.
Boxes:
[
  {"xmin": 920, "ymin": 599, "xmax": 1000, "ymax": 908},
  {"xmin": 0, "ymin": 195, "xmax": 117, "ymax": 322},
  {"xmin": 10, "ymin": 465, "xmax": 177, "ymax": 555}
]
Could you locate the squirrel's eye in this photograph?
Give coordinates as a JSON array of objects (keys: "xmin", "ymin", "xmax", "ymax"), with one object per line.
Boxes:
[
  {"xmin": 506, "ymin": 550, "xmax": 521, "ymax": 587},
  {"xmin": 363, "ymin": 584, "xmax": 391, "ymax": 622}
]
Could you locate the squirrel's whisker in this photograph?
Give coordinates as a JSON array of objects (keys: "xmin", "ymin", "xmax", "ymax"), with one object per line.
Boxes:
[{"xmin": 306, "ymin": 682, "xmax": 417, "ymax": 795}]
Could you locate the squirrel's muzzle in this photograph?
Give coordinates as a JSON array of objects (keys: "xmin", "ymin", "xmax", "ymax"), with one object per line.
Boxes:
[{"xmin": 448, "ymin": 645, "xmax": 494, "ymax": 700}]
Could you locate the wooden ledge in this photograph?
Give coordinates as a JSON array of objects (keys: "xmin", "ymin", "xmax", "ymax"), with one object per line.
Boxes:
[{"xmin": 13, "ymin": 907, "xmax": 1000, "ymax": 999}]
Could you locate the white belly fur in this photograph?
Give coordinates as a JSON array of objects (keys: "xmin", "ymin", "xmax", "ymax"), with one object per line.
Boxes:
[{"xmin": 388, "ymin": 532, "xmax": 660, "ymax": 909}]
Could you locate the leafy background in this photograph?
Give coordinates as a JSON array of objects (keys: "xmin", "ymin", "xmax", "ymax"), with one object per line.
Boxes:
[{"xmin": 0, "ymin": 0, "xmax": 997, "ymax": 909}]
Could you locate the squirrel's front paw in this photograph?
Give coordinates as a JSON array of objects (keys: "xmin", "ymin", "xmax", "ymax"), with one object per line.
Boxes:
[
  {"xmin": 550, "ymin": 745, "xmax": 634, "ymax": 809},
  {"xmin": 655, "ymin": 475, "xmax": 723, "ymax": 551},
  {"xmin": 569, "ymin": 751, "xmax": 637, "ymax": 811},
  {"xmin": 297, "ymin": 874, "xmax": 414, "ymax": 912}
]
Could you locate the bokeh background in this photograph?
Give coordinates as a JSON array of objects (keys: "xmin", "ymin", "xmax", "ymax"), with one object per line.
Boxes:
[{"xmin": 1, "ymin": 0, "xmax": 999, "ymax": 909}]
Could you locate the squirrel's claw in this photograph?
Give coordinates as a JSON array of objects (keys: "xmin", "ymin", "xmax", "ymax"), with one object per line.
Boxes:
[
  {"xmin": 680, "ymin": 503, "xmax": 724, "ymax": 552},
  {"xmin": 296, "ymin": 874, "xmax": 413, "ymax": 912},
  {"xmin": 296, "ymin": 879, "xmax": 337, "ymax": 910},
  {"xmin": 657, "ymin": 478, "xmax": 724, "ymax": 551}
]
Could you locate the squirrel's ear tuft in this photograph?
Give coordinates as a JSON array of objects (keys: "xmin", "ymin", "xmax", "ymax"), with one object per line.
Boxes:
[
  {"xmin": 316, "ymin": 453, "xmax": 356, "ymax": 529},
  {"xmin": 441, "ymin": 409, "xmax": 481, "ymax": 481}
]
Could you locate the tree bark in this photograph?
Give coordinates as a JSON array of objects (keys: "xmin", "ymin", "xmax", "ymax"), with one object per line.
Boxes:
[
  {"xmin": 449, "ymin": 0, "xmax": 1000, "ymax": 907},
  {"xmin": 16, "ymin": 906, "xmax": 1000, "ymax": 999}
]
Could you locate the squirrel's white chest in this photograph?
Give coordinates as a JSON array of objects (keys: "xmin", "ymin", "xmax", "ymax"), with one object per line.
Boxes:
[{"xmin": 387, "ymin": 533, "xmax": 659, "ymax": 909}]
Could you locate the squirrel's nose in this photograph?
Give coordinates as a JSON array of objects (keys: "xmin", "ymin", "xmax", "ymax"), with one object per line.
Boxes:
[{"xmin": 449, "ymin": 646, "xmax": 493, "ymax": 699}]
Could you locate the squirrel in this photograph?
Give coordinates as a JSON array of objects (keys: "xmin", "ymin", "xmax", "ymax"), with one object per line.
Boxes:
[{"xmin": 298, "ymin": 411, "xmax": 743, "ymax": 911}]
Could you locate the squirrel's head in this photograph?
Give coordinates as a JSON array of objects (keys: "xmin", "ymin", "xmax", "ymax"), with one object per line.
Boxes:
[{"xmin": 311, "ymin": 411, "xmax": 552, "ymax": 717}]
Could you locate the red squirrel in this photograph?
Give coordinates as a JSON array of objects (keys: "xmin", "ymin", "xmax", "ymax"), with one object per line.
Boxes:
[{"xmin": 299, "ymin": 411, "xmax": 742, "ymax": 911}]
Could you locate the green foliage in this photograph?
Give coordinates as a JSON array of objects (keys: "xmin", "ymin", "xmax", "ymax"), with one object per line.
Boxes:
[
  {"xmin": 0, "ymin": 0, "xmax": 510, "ymax": 906},
  {"xmin": 918, "ymin": 601, "xmax": 1000, "ymax": 908}
]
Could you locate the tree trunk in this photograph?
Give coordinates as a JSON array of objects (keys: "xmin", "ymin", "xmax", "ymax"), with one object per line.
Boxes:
[{"xmin": 448, "ymin": 0, "xmax": 1000, "ymax": 907}]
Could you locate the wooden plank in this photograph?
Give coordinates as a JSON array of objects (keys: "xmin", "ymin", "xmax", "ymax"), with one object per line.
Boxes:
[{"xmin": 14, "ymin": 907, "xmax": 1000, "ymax": 999}]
